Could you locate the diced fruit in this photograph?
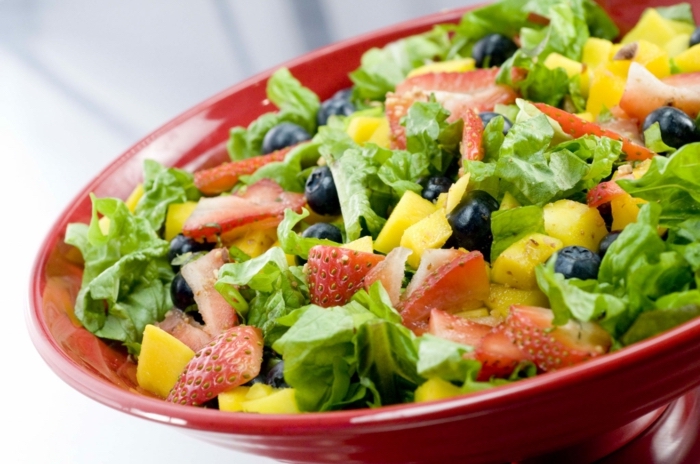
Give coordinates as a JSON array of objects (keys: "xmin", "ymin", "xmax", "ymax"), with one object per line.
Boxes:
[
  {"xmin": 262, "ymin": 122, "xmax": 311, "ymax": 154},
  {"xmin": 245, "ymin": 383, "xmax": 275, "ymax": 400},
  {"xmin": 621, "ymin": 8, "xmax": 694, "ymax": 50},
  {"xmin": 642, "ymin": 107, "xmax": 700, "ymax": 149},
  {"xmin": 421, "ymin": 176, "xmax": 453, "ymax": 202},
  {"xmin": 454, "ymin": 308, "xmax": 491, "ymax": 320},
  {"xmin": 306, "ymin": 245, "xmax": 385, "ymax": 307},
  {"xmin": 218, "ymin": 386, "xmax": 251, "ymax": 412},
  {"xmin": 473, "ymin": 327, "xmax": 529, "ymax": 380},
  {"xmin": 498, "ymin": 192, "xmax": 520, "ymax": 210},
  {"xmin": 485, "ymin": 284, "xmax": 549, "ymax": 319},
  {"xmin": 366, "ymin": 117, "xmax": 391, "ymax": 148},
  {"xmin": 400, "ymin": 249, "xmax": 490, "ymax": 333},
  {"xmin": 445, "ymin": 173, "xmax": 471, "ymax": 214},
  {"xmin": 543, "ymin": 199, "xmax": 608, "ymax": 252},
  {"xmin": 544, "ymin": 53, "xmax": 584, "ymax": 78},
  {"xmin": 242, "ymin": 388, "xmax": 301, "ymax": 414},
  {"xmin": 461, "ymin": 109, "xmax": 485, "ymax": 162},
  {"xmin": 586, "ymin": 63, "xmax": 627, "ymax": 118},
  {"xmin": 302, "ymin": 222, "xmax": 343, "ymax": 244},
  {"xmin": 374, "ymin": 190, "xmax": 436, "ymax": 254},
  {"xmin": 674, "ymin": 45, "xmax": 700, "ymax": 73},
  {"xmin": 364, "ymin": 247, "xmax": 412, "ymax": 307},
  {"xmin": 472, "ymin": 33, "xmax": 518, "ymax": 68},
  {"xmin": 665, "ymin": 34, "xmax": 691, "ymax": 58},
  {"xmin": 534, "ymin": 102, "xmax": 655, "ymax": 161},
  {"xmin": 552, "ymin": 246, "xmax": 602, "ymax": 280},
  {"xmin": 347, "ymin": 116, "xmax": 384, "ymax": 145},
  {"xmin": 230, "ymin": 228, "xmax": 279, "ymax": 258},
  {"xmin": 125, "ymin": 183, "xmax": 144, "ymax": 212},
  {"xmin": 137, "ymin": 325, "xmax": 196, "ymax": 398},
  {"xmin": 166, "ymin": 326, "xmax": 264, "ymax": 406},
  {"xmin": 582, "ymin": 37, "xmax": 613, "ymax": 69},
  {"xmin": 503, "ymin": 306, "xmax": 611, "ymax": 372},
  {"xmin": 611, "ymin": 192, "xmax": 642, "ymax": 231},
  {"xmin": 429, "ymin": 309, "xmax": 492, "ymax": 346},
  {"xmin": 414, "ymin": 378, "xmax": 463, "ymax": 402},
  {"xmin": 491, "ymin": 233, "xmax": 564, "ymax": 290},
  {"xmin": 305, "ymin": 166, "xmax": 341, "ymax": 217},
  {"xmin": 446, "ymin": 190, "xmax": 499, "ymax": 261},
  {"xmin": 586, "ymin": 179, "xmax": 628, "ymax": 208},
  {"xmin": 407, "ymin": 58, "xmax": 476, "ymax": 77},
  {"xmin": 98, "ymin": 216, "xmax": 110, "ymax": 235},
  {"xmin": 342, "ymin": 236, "xmax": 374, "ymax": 253},
  {"xmin": 317, "ymin": 89, "xmax": 355, "ymax": 126},
  {"xmin": 400, "ymin": 208, "xmax": 452, "ymax": 268},
  {"xmin": 165, "ymin": 202, "xmax": 198, "ymax": 241},
  {"xmin": 612, "ymin": 40, "xmax": 670, "ymax": 79}
]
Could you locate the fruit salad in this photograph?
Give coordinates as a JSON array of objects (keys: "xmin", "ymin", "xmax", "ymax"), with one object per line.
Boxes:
[{"xmin": 65, "ymin": 0, "xmax": 700, "ymax": 414}]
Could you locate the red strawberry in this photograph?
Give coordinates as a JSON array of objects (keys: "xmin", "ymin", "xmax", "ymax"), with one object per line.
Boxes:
[
  {"xmin": 194, "ymin": 147, "xmax": 291, "ymax": 196},
  {"xmin": 306, "ymin": 245, "xmax": 385, "ymax": 307},
  {"xmin": 363, "ymin": 246, "xmax": 411, "ymax": 307},
  {"xmin": 586, "ymin": 178, "xmax": 630, "ymax": 208},
  {"xmin": 472, "ymin": 326, "xmax": 529, "ymax": 381},
  {"xmin": 399, "ymin": 249, "xmax": 490, "ymax": 334},
  {"xmin": 428, "ymin": 309, "xmax": 492, "ymax": 347},
  {"xmin": 182, "ymin": 179, "xmax": 305, "ymax": 242},
  {"xmin": 534, "ymin": 102, "xmax": 655, "ymax": 161},
  {"xmin": 167, "ymin": 325, "xmax": 264, "ymax": 406},
  {"xmin": 503, "ymin": 305, "xmax": 611, "ymax": 372},
  {"xmin": 461, "ymin": 108, "xmax": 485, "ymax": 162}
]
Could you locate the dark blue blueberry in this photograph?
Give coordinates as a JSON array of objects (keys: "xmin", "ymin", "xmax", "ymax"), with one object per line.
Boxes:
[
  {"xmin": 472, "ymin": 34, "xmax": 518, "ymax": 68},
  {"xmin": 598, "ymin": 232, "xmax": 621, "ymax": 259},
  {"xmin": 305, "ymin": 166, "xmax": 341, "ymax": 216},
  {"xmin": 317, "ymin": 88, "xmax": 356, "ymax": 126},
  {"xmin": 262, "ymin": 122, "xmax": 311, "ymax": 154},
  {"xmin": 302, "ymin": 222, "xmax": 343, "ymax": 243},
  {"xmin": 420, "ymin": 176, "xmax": 452, "ymax": 202},
  {"xmin": 553, "ymin": 246, "xmax": 601, "ymax": 280},
  {"xmin": 168, "ymin": 234, "xmax": 214, "ymax": 271},
  {"xmin": 642, "ymin": 107, "xmax": 699, "ymax": 149},
  {"xmin": 479, "ymin": 112, "xmax": 513, "ymax": 135},
  {"xmin": 446, "ymin": 190, "xmax": 499, "ymax": 261},
  {"xmin": 170, "ymin": 272, "xmax": 195, "ymax": 311},
  {"xmin": 265, "ymin": 361, "xmax": 289, "ymax": 389},
  {"xmin": 691, "ymin": 27, "xmax": 700, "ymax": 47}
]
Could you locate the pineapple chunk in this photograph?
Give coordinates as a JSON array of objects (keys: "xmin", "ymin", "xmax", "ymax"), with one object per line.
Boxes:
[
  {"xmin": 415, "ymin": 378, "xmax": 462, "ymax": 403},
  {"xmin": 485, "ymin": 283, "xmax": 550, "ymax": 319},
  {"xmin": 445, "ymin": 173, "xmax": 471, "ymax": 214},
  {"xmin": 218, "ymin": 386, "xmax": 251, "ymax": 412},
  {"xmin": 366, "ymin": 117, "xmax": 391, "ymax": 148},
  {"xmin": 622, "ymin": 9, "xmax": 695, "ymax": 49},
  {"xmin": 125, "ymin": 183, "xmax": 144, "ymax": 212},
  {"xmin": 230, "ymin": 228, "xmax": 278, "ymax": 258},
  {"xmin": 611, "ymin": 193, "xmax": 642, "ymax": 231},
  {"xmin": 407, "ymin": 58, "xmax": 476, "ymax": 77},
  {"xmin": 435, "ymin": 192, "xmax": 448, "ymax": 209},
  {"xmin": 544, "ymin": 53, "xmax": 584, "ymax": 78},
  {"xmin": 342, "ymin": 236, "xmax": 374, "ymax": 253},
  {"xmin": 576, "ymin": 112, "xmax": 594, "ymax": 122},
  {"xmin": 543, "ymin": 199, "xmax": 608, "ymax": 252},
  {"xmin": 611, "ymin": 40, "xmax": 670, "ymax": 79},
  {"xmin": 586, "ymin": 63, "xmax": 627, "ymax": 118},
  {"xmin": 245, "ymin": 383, "xmax": 275, "ymax": 400},
  {"xmin": 242, "ymin": 388, "xmax": 301, "ymax": 414},
  {"xmin": 165, "ymin": 201, "xmax": 198, "ymax": 241},
  {"xmin": 98, "ymin": 216, "xmax": 111, "ymax": 235},
  {"xmin": 400, "ymin": 208, "xmax": 453, "ymax": 268},
  {"xmin": 347, "ymin": 117, "xmax": 384, "ymax": 145},
  {"xmin": 491, "ymin": 234, "xmax": 563, "ymax": 290},
  {"xmin": 582, "ymin": 37, "xmax": 613, "ymax": 69},
  {"xmin": 499, "ymin": 191, "xmax": 520, "ymax": 210},
  {"xmin": 374, "ymin": 191, "xmax": 436, "ymax": 253},
  {"xmin": 674, "ymin": 44, "xmax": 700, "ymax": 73},
  {"xmin": 136, "ymin": 325, "xmax": 195, "ymax": 398},
  {"xmin": 665, "ymin": 34, "xmax": 690, "ymax": 57}
]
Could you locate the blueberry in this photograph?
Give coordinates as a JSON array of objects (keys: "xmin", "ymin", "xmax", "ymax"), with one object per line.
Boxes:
[
  {"xmin": 305, "ymin": 166, "xmax": 341, "ymax": 216},
  {"xmin": 691, "ymin": 27, "xmax": 700, "ymax": 47},
  {"xmin": 446, "ymin": 190, "xmax": 499, "ymax": 261},
  {"xmin": 171, "ymin": 272, "xmax": 195, "ymax": 310},
  {"xmin": 479, "ymin": 112, "xmax": 513, "ymax": 135},
  {"xmin": 553, "ymin": 246, "xmax": 601, "ymax": 280},
  {"xmin": 317, "ymin": 88, "xmax": 356, "ymax": 126},
  {"xmin": 472, "ymin": 34, "xmax": 518, "ymax": 68},
  {"xmin": 302, "ymin": 222, "xmax": 343, "ymax": 243},
  {"xmin": 265, "ymin": 361, "xmax": 289, "ymax": 389},
  {"xmin": 598, "ymin": 232, "xmax": 620, "ymax": 259},
  {"xmin": 168, "ymin": 234, "xmax": 214, "ymax": 271},
  {"xmin": 262, "ymin": 122, "xmax": 311, "ymax": 154},
  {"xmin": 420, "ymin": 176, "xmax": 452, "ymax": 202},
  {"xmin": 642, "ymin": 107, "xmax": 699, "ymax": 149}
]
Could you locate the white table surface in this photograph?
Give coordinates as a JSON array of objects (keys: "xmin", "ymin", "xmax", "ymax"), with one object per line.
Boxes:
[{"xmin": 1, "ymin": 1, "xmax": 480, "ymax": 463}]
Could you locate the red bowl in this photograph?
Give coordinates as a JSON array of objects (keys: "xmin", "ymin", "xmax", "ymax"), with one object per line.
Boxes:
[{"xmin": 26, "ymin": 3, "xmax": 700, "ymax": 464}]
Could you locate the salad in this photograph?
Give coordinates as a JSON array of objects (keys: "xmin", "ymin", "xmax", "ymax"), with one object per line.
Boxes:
[{"xmin": 64, "ymin": 0, "xmax": 700, "ymax": 414}]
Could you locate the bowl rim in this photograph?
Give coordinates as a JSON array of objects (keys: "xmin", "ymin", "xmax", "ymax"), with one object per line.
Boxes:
[{"xmin": 26, "ymin": 2, "xmax": 700, "ymax": 436}]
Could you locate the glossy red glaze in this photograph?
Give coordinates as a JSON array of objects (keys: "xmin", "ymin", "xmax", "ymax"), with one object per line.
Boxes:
[{"xmin": 26, "ymin": 3, "xmax": 700, "ymax": 464}]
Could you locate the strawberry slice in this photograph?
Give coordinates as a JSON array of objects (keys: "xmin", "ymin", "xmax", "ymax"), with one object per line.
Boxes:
[
  {"xmin": 620, "ymin": 63, "xmax": 700, "ymax": 122},
  {"xmin": 586, "ymin": 179, "xmax": 628, "ymax": 208},
  {"xmin": 429, "ymin": 309, "xmax": 492, "ymax": 347},
  {"xmin": 386, "ymin": 69, "xmax": 517, "ymax": 150},
  {"xmin": 194, "ymin": 147, "xmax": 291, "ymax": 196},
  {"xmin": 167, "ymin": 325, "xmax": 264, "ymax": 406},
  {"xmin": 534, "ymin": 102, "xmax": 655, "ymax": 161},
  {"xmin": 157, "ymin": 308, "xmax": 212, "ymax": 352},
  {"xmin": 472, "ymin": 326, "xmax": 529, "ymax": 381},
  {"xmin": 363, "ymin": 246, "xmax": 411, "ymax": 307},
  {"xmin": 503, "ymin": 305, "xmax": 611, "ymax": 372},
  {"xmin": 399, "ymin": 249, "xmax": 490, "ymax": 334},
  {"xmin": 461, "ymin": 108, "xmax": 485, "ymax": 162},
  {"xmin": 182, "ymin": 179, "xmax": 305, "ymax": 242},
  {"xmin": 306, "ymin": 245, "xmax": 385, "ymax": 307}
]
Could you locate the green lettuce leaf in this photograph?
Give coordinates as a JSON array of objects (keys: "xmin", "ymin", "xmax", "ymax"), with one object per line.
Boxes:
[
  {"xmin": 490, "ymin": 205, "xmax": 545, "ymax": 261},
  {"xmin": 643, "ymin": 122, "xmax": 675, "ymax": 153},
  {"xmin": 277, "ymin": 208, "xmax": 342, "ymax": 260},
  {"xmin": 416, "ymin": 334, "xmax": 480, "ymax": 384},
  {"xmin": 655, "ymin": 4, "xmax": 696, "ymax": 25},
  {"xmin": 243, "ymin": 141, "xmax": 321, "ymax": 192}
]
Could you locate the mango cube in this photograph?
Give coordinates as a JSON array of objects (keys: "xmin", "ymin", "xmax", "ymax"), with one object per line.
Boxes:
[
  {"xmin": 407, "ymin": 58, "xmax": 476, "ymax": 77},
  {"xmin": 491, "ymin": 234, "xmax": 563, "ymax": 290},
  {"xmin": 586, "ymin": 63, "xmax": 627, "ymax": 118},
  {"xmin": 582, "ymin": 37, "xmax": 613, "ymax": 69},
  {"xmin": 165, "ymin": 202, "xmax": 198, "ymax": 241},
  {"xmin": 544, "ymin": 53, "xmax": 584, "ymax": 78},
  {"xmin": 342, "ymin": 235, "xmax": 374, "ymax": 253},
  {"xmin": 445, "ymin": 174, "xmax": 471, "ymax": 214},
  {"xmin": 242, "ymin": 388, "xmax": 301, "ymax": 414},
  {"xmin": 665, "ymin": 34, "xmax": 691, "ymax": 58},
  {"xmin": 611, "ymin": 193, "xmax": 642, "ymax": 231},
  {"xmin": 414, "ymin": 378, "xmax": 462, "ymax": 403},
  {"xmin": 674, "ymin": 44, "xmax": 700, "ymax": 73},
  {"xmin": 230, "ymin": 228, "xmax": 278, "ymax": 258},
  {"xmin": 136, "ymin": 325, "xmax": 195, "ymax": 398},
  {"xmin": 543, "ymin": 199, "xmax": 608, "ymax": 252},
  {"xmin": 622, "ymin": 9, "xmax": 694, "ymax": 49},
  {"xmin": 374, "ymin": 190, "xmax": 436, "ymax": 253},
  {"xmin": 125, "ymin": 183, "xmax": 144, "ymax": 213},
  {"xmin": 485, "ymin": 283, "xmax": 550, "ymax": 319},
  {"xmin": 498, "ymin": 191, "xmax": 520, "ymax": 211},
  {"xmin": 400, "ymin": 208, "xmax": 453, "ymax": 268},
  {"xmin": 347, "ymin": 117, "xmax": 384, "ymax": 145},
  {"xmin": 366, "ymin": 117, "xmax": 391, "ymax": 148},
  {"xmin": 245, "ymin": 383, "xmax": 275, "ymax": 400},
  {"xmin": 218, "ymin": 386, "xmax": 251, "ymax": 412}
]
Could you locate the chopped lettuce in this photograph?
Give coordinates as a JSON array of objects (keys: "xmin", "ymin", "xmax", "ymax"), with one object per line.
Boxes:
[
  {"xmin": 277, "ymin": 208, "xmax": 342, "ymax": 260},
  {"xmin": 242, "ymin": 140, "xmax": 321, "ymax": 192},
  {"xmin": 490, "ymin": 205, "xmax": 545, "ymax": 261}
]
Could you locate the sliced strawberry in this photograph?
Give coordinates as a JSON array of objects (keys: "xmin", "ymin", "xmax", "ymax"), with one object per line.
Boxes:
[
  {"xmin": 166, "ymin": 325, "xmax": 264, "ymax": 406},
  {"xmin": 503, "ymin": 306, "xmax": 611, "ymax": 372},
  {"xmin": 429, "ymin": 309, "xmax": 492, "ymax": 346},
  {"xmin": 306, "ymin": 245, "xmax": 385, "ymax": 307},
  {"xmin": 399, "ymin": 249, "xmax": 490, "ymax": 334},
  {"xmin": 363, "ymin": 246, "xmax": 411, "ymax": 307},
  {"xmin": 386, "ymin": 69, "xmax": 517, "ymax": 150},
  {"xmin": 461, "ymin": 109, "xmax": 485, "ymax": 162},
  {"xmin": 472, "ymin": 326, "xmax": 529, "ymax": 381},
  {"xmin": 157, "ymin": 308, "xmax": 212, "ymax": 352},
  {"xmin": 180, "ymin": 248, "xmax": 237, "ymax": 337},
  {"xmin": 194, "ymin": 147, "xmax": 291, "ymax": 196},
  {"xmin": 620, "ymin": 63, "xmax": 700, "ymax": 121},
  {"xmin": 586, "ymin": 179, "xmax": 628, "ymax": 208},
  {"xmin": 182, "ymin": 179, "xmax": 305, "ymax": 242},
  {"xmin": 534, "ymin": 102, "xmax": 655, "ymax": 161}
]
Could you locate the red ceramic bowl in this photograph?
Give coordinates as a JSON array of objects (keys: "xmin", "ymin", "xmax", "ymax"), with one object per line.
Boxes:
[{"xmin": 26, "ymin": 3, "xmax": 700, "ymax": 464}]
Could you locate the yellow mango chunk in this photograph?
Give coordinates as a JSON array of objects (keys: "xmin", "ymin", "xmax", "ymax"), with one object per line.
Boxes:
[
  {"xmin": 665, "ymin": 34, "xmax": 690, "ymax": 57},
  {"xmin": 400, "ymin": 208, "xmax": 453, "ymax": 268},
  {"xmin": 230, "ymin": 228, "xmax": 278, "ymax": 258},
  {"xmin": 342, "ymin": 235, "xmax": 374, "ymax": 253},
  {"xmin": 674, "ymin": 44, "xmax": 700, "ymax": 73},
  {"xmin": 137, "ymin": 325, "xmax": 195, "ymax": 398},
  {"xmin": 165, "ymin": 202, "xmax": 198, "ymax": 241},
  {"xmin": 347, "ymin": 117, "xmax": 384, "ymax": 145},
  {"xmin": 492, "ymin": 234, "xmax": 563, "ymax": 290},
  {"xmin": 454, "ymin": 308, "xmax": 490, "ymax": 319},
  {"xmin": 407, "ymin": 58, "xmax": 476, "ymax": 77},
  {"xmin": 544, "ymin": 53, "xmax": 584, "ymax": 78},
  {"xmin": 218, "ymin": 386, "xmax": 251, "ymax": 412},
  {"xmin": 246, "ymin": 383, "xmax": 276, "ymax": 400},
  {"xmin": 242, "ymin": 388, "xmax": 301, "ymax": 414},
  {"xmin": 125, "ymin": 183, "xmax": 144, "ymax": 213},
  {"xmin": 435, "ymin": 192, "xmax": 448, "ymax": 209},
  {"xmin": 612, "ymin": 40, "xmax": 670, "ymax": 79},
  {"xmin": 485, "ymin": 283, "xmax": 550, "ymax": 319},
  {"xmin": 543, "ymin": 199, "xmax": 608, "ymax": 252},
  {"xmin": 611, "ymin": 193, "xmax": 642, "ymax": 231},
  {"xmin": 375, "ymin": 190, "xmax": 436, "ymax": 254},
  {"xmin": 576, "ymin": 112, "xmax": 594, "ymax": 122},
  {"xmin": 586, "ymin": 63, "xmax": 627, "ymax": 118},
  {"xmin": 582, "ymin": 37, "xmax": 613, "ymax": 69},
  {"xmin": 446, "ymin": 173, "xmax": 471, "ymax": 214},
  {"xmin": 622, "ymin": 9, "xmax": 694, "ymax": 48},
  {"xmin": 633, "ymin": 159, "xmax": 652, "ymax": 179},
  {"xmin": 366, "ymin": 117, "xmax": 391, "ymax": 148},
  {"xmin": 499, "ymin": 191, "xmax": 520, "ymax": 211},
  {"xmin": 98, "ymin": 216, "xmax": 111, "ymax": 235},
  {"xmin": 415, "ymin": 378, "xmax": 462, "ymax": 403}
]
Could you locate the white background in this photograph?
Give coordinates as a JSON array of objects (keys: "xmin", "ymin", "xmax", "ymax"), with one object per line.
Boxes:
[{"xmin": 1, "ymin": 1, "xmax": 479, "ymax": 463}]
